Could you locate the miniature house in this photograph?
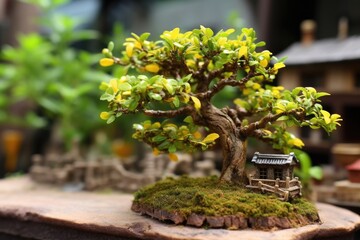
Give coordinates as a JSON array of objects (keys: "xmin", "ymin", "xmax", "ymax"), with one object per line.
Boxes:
[
  {"xmin": 247, "ymin": 152, "xmax": 302, "ymax": 201},
  {"xmin": 346, "ymin": 159, "xmax": 360, "ymax": 183},
  {"xmin": 334, "ymin": 158, "xmax": 360, "ymax": 203},
  {"xmin": 250, "ymin": 152, "xmax": 299, "ymax": 180},
  {"xmin": 276, "ymin": 19, "xmax": 360, "ymax": 163}
]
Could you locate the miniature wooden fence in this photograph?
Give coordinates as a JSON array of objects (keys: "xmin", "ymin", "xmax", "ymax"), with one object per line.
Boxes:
[{"xmin": 246, "ymin": 176, "xmax": 302, "ymax": 201}]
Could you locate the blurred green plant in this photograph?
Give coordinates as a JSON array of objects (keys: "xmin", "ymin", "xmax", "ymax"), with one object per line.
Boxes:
[
  {"xmin": 294, "ymin": 149, "xmax": 323, "ymax": 198},
  {"xmin": 0, "ymin": 0, "xmax": 110, "ymax": 150}
]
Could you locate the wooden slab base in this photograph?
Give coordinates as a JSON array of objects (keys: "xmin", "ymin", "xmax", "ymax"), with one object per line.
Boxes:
[{"xmin": 0, "ymin": 176, "xmax": 358, "ymax": 240}]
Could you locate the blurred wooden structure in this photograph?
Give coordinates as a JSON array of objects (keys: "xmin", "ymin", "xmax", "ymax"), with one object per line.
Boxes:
[{"xmin": 277, "ymin": 19, "xmax": 360, "ymax": 163}]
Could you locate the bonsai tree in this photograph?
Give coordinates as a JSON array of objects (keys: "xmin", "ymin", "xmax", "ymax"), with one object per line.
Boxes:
[{"xmin": 99, "ymin": 26, "xmax": 341, "ymax": 186}]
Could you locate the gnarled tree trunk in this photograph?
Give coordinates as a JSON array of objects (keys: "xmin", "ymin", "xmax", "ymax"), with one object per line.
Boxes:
[
  {"xmin": 219, "ymin": 136, "xmax": 248, "ymax": 185},
  {"xmin": 196, "ymin": 104, "xmax": 248, "ymax": 186}
]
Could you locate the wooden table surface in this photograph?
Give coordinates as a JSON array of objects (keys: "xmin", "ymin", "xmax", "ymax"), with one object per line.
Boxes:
[{"xmin": 0, "ymin": 176, "xmax": 359, "ymax": 240}]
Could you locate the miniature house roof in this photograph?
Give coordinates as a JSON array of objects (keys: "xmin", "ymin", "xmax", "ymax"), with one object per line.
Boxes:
[
  {"xmin": 276, "ymin": 36, "xmax": 360, "ymax": 65},
  {"xmin": 346, "ymin": 159, "xmax": 360, "ymax": 171},
  {"xmin": 251, "ymin": 152, "xmax": 299, "ymax": 166}
]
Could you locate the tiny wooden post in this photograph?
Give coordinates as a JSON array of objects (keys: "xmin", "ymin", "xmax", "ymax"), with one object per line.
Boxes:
[
  {"xmin": 248, "ymin": 174, "xmax": 253, "ymax": 186},
  {"xmin": 275, "ymin": 178, "xmax": 280, "ymax": 196},
  {"xmin": 285, "ymin": 177, "xmax": 290, "ymax": 189},
  {"xmin": 284, "ymin": 191, "xmax": 289, "ymax": 201}
]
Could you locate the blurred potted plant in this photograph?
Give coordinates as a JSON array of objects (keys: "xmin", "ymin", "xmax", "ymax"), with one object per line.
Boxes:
[{"xmin": 0, "ymin": 0, "xmax": 111, "ymax": 167}]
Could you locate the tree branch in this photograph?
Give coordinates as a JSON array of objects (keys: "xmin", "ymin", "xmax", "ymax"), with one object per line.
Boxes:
[
  {"xmin": 143, "ymin": 105, "xmax": 193, "ymax": 118},
  {"xmin": 240, "ymin": 109, "xmax": 305, "ymax": 137},
  {"xmin": 197, "ymin": 72, "xmax": 261, "ymax": 99}
]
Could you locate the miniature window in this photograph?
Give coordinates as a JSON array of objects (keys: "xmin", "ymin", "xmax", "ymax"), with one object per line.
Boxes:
[
  {"xmin": 274, "ymin": 168, "xmax": 283, "ymax": 180},
  {"xmin": 259, "ymin": 168, "xmax": 267, "ymax": 179}
]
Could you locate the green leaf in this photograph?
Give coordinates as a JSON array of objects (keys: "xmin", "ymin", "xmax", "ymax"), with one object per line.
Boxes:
[
  {"xmin": 208, "ymin": 39, "xmax": 215, "ymax": 51},
  {"xmin": 172, "ymin": 96, "xmax": 180, "ymax": 107},
  {"xmin": 114, "ymin": 66, "xmax": 129, "ymax": 77},
  {"xmin": 249, "ymin": 60, "xmax": 259, "ymax": 66},
  {"xmin": 164, "ymin": 83, "xmax": 174, "ymax": 94},
  {"xmin": 107, "ymin": 41, "xmax": 114, "ymax": 51},
  {"xmin": 183, "ymin": 116, "xmax": 193, "ymax": 124},
  {"xmin": 149, "ymin": 92, "xmax": 162, "ymax": 101},
  {"xmin": 118, "ymin": 82, "xmax": 132, "ymax": 91},
  {"xmin": 100, "ymin": 93, "xmax": 114, "ymax": 101},
  {"xmin": 169, "ymin": 144, "xmax": 177, "ymax": 153},
  {"xmin": 309, "ymin": 166, "xmax": 323, "ymax": 180},
  {"xmin": 256, "ymin": 41, "xmax": 266, "ymax": 47},
  {"xmin": 106, "ymin": 115, "xmax": 115, "ymax": 124},
  {"xmin": 294, "ymin": 149, "xmax": 311, "ymax": 176},
  {"xmin": 174, "ymin": 42, "xmax": 184, "ymax": 48},
  {"xmin": 205, "ymin": 27, "xmax": 214, "ymax": 38},
  {"xmin": 152, "ymin": 135, "xmax": 167, "ymax": 142},
  {"xmin": 158, "ymin": 140, "xmax": 171, "ymax": 150},
  {"xmin": 140, "ymin": 32, "xmax": 151, "ymax": 42},
  {"xmin": 315, "ymin": 92, "xmax": 330, "ymax": 99},
  {"xmin": 128, "ymin": 99, "xmax": 139, "ymax": 111},
  {"xmin": 234, "ymin": 98, "xmax": 250, "ymax": 110},
  {"xmin": 286, "ymin": 102, "xmax": 298, "ymax": 111}
]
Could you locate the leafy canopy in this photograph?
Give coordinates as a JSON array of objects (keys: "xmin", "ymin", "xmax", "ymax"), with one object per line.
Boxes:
[{"xmin": 99, "ymin": 26, "xmax": 342, "ymax": 156}]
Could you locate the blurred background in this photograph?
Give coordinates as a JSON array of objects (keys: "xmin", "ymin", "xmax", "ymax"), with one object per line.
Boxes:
[{"xmin": 1, "ymin": 0, "xmax": 360, "ymax": 198}]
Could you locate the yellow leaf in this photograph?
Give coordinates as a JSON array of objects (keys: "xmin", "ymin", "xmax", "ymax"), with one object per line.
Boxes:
[
  {"xmin": 100, "ymin": 111, "xmax": 110, "ymax": 120},
  {"xmin": 184, "ymin": 83, "xmax": 191, "ymax": 93},
  {"xmin": 217, "ymin": 37, "xmax": 227, "ymax": 46},
  {"xmin": 238, "ymin": 46, "xmax": 248, "ymax": 58},
  {"xmin": 273, "ymin": 62, "xmax": 285, "ymax": 70},
  {"xmin": 260, "ymin": 59, "xmax": 268, "ymax": 67},
  {"xmin": 288, "ymin": 138, "xmax": 304, "ymax": 148},
  {"xmin": 202, "ymin": 133, "xmax": 220, "ymax": 144},
  {"xmin": 331, "ymin": 114, "xmax": 342, "ymax": 122},
  {"xmin": 194, "ymin": 53, "xmax": 202, "ymax": 59},
  {"xmin": 115, "ymin": 94, "xmax": 122, "ymax": 102},
  {"xmin": 134, "ymin": 41, "xmax": 142, "ymax": 49},
  {"xmin": 274, "ymin": 102, "xmax": 286, "ymax": 114},
  {"xmin": 169, "ymin": 153, "xmax": 178, "ymax": 162},
  {"xmin": 125, "ymin": 43, "xmax": 134, "ymax": 57},
  {"xmin": 145, "ymin": 63, "xmax": 160, "ymax": 73},
  {"xmin": 190, "ymin": 96, "xmax": 201, "ymax": 110},
  {"xmin": 153, "ymin": 148, "xmax": 160, "ymax": 156},
  {"xmin": 185, "ymin": 59, "xmax": 196, "ymax": 69},
  {"xmin": 320, "ymin": 110, "xmax": 331, "ymax": 124},
  {"xmin": 252, "ymin": 83, "xmax": 261, "ymax": 90},
  {"xmin": 193, "ymin": 131, "xmax": 202, "ymax": 139},
  {"xmin": 143, "ymin": 122, "xmax": 151, "ymax": 129},
  {"xmin": 99, "ymin": 58, "xmax": 114, "ymax": 67},
  {"xmin": 110, "ymin": 79, "xmax": 118, "ymax": 93},
  {"xmin": 151, "ymin": 122, "xmax": 161, "ymax": 129},
  {"xmin": 182, "ymin": 93, "xmax": 190, "ymax": 103},
  {"xmin": 243, "ymin": 89, "xmax": 251, "ymax": 95},
  {"xmin": 262, "ymin": 130, "xmax": 272, "ymax": 136}
]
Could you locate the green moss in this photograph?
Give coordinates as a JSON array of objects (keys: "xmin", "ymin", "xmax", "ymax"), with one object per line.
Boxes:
[{"xmin": 133, "ymin": 176, "xmax": 318, "ymax": 220}]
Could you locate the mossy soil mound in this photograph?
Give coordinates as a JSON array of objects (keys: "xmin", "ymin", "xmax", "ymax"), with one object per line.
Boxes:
[{"xmin": 131, "ymin": 176, "xmax": 321, "ymax": 230}]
